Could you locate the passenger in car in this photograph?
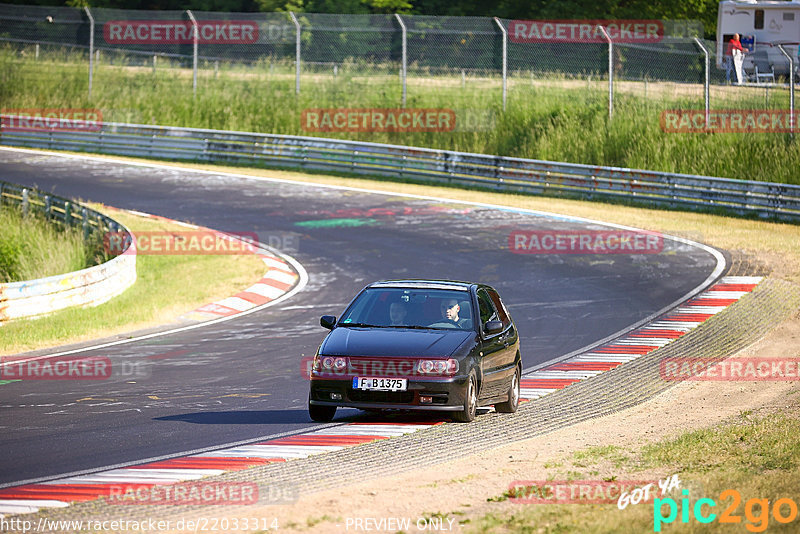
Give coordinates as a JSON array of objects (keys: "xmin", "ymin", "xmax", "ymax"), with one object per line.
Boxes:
[{"xmin": 389, "ymin": 301, "xmax": 409, "ymax": 326}]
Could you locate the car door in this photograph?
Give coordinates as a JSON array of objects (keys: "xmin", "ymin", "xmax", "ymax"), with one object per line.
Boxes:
[
  {"xmin": 487, "ymin": 287, "xmax": 518, "ymax": 371},
  {"xmin": 476, "ymin": 288, "xmax": 507, "ymax": 400}
]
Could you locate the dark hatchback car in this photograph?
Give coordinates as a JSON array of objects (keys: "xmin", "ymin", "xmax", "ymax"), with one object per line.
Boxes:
[{"xmin": 308, "ymin": 280, "xmax": 521, "ymax": 423}]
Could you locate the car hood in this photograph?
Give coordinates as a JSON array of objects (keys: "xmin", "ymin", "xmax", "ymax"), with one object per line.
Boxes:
[{"xmin": 320, "ymin": 327, "xmax": 473, "ymax": 358}]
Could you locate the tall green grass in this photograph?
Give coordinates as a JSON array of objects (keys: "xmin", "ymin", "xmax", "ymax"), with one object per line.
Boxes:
[
  {"xmin": 2, "ymin": 45, "xmax": 799, "ymax": 183},
  {"xmin": 0, "ymin": 206, "xmax": 268, "ymax": 355},
  {"xmin": 0, "ymin": 206, "xmax": 102, "ymax": 283}
]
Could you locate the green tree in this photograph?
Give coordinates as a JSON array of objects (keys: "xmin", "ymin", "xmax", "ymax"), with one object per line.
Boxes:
[{"xmin": 367, "ymin": 0, "xmax": 412, "ymax": 15}]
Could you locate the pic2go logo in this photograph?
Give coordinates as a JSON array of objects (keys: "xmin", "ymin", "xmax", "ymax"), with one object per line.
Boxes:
[{"xmin": 653, "ymin": 489, "xmax": 799, "ymax": 532}]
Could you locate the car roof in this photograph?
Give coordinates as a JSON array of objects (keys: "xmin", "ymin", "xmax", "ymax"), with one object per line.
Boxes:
[{"xmin": 367, "ymin": 280, "xmax": 473, "ymax": 291}]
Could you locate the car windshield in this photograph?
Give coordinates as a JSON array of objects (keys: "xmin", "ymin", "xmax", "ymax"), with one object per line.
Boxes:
[{"xmin": 339, "ymin": 287, "xmax": 474, "ymax": 330}]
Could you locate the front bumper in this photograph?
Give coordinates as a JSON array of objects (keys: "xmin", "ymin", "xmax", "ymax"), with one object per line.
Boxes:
[{"xmin": 309, "ymin": 375, "xmax": 468, "ymax": 411}]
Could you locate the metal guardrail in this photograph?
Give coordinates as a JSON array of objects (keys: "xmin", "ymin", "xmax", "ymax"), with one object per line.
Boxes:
[
  {"xmin": 2, "ymin": 116, "xmax": 800, "ymax": 222},
  {"xmin": 0, "ymin": 179, "xmax": 136, "ymax": 323}
]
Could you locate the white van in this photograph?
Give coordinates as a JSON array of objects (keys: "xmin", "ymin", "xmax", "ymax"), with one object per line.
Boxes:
[{"xmin": 717, "ymin": 0, "xmax": 800, "ymax": 79}]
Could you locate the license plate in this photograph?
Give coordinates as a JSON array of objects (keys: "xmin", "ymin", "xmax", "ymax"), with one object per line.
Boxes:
[{"xmin": 352, "ymin": 377, "xmax": 408, "ymax": 391}]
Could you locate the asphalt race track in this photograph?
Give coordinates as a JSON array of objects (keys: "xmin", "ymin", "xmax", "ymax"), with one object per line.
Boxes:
[{"xmin": 0, "ymin": 149, "xmax": 721, "ymax": 487}]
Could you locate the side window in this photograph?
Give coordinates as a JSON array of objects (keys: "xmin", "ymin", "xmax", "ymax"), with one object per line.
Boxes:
[
  {"xmin": 477, "ymin": 289, "xmax": 498, "ymax": 325},
  {"xmin": 487, "ymin": 289, "xmax": 511, "ymax": 329},
  {"xmin": 755, "ymin": 9, "xmax": 764, "ymax": 29}
]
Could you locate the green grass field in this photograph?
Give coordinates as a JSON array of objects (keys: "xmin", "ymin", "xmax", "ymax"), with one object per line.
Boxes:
[
  {"xmin": 0, "ymin": 205, "xmax": 102, "ymax": 283},
  {"xmin": 2, "ymin": 46, "xmax": 799, "ymax": 184}
]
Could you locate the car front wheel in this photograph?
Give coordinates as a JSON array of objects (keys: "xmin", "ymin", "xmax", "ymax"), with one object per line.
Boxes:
[{"xmin": 452, "ymin": 371, "xmax": 477, "ymax": 423}]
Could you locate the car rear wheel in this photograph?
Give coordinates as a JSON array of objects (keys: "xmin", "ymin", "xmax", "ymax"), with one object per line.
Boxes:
[
  {"xmin": 452, "ymin": 371, "xmax": 477, "ymax": 423},
  {"xmin": 308, "ymin": 401, "xmax": 337, "ymax": 422},
  {"xmin": 495, "ymin": 364, "xmax": 520, "ymax": 413}
]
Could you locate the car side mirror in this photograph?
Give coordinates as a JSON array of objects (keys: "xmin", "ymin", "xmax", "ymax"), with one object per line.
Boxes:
[
  {"xmin": 484, "ymin": 320, "xmax": 503, "ymax": 335},
  {"xmin": 320, "ymin": 315, "xmax": 337, "ymax": 330}
]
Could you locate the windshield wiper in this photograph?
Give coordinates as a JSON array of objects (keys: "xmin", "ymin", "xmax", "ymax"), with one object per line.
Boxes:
[{"xmin": 341, "ymin": 323, "xmax": 438, "ymax": 330}]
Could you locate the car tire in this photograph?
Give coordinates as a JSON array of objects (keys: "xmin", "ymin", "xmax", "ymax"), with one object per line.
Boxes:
[
  {"xmin": 495, "ymin": 364, "xmax": 520, "ymax": 413},
  {"xmin": 308, "ymin": 401, "xmax": 336, "ymax": 422},
  {"xmin": 452, "ymin": 371, "xmax": 477, "ymax": 423}
]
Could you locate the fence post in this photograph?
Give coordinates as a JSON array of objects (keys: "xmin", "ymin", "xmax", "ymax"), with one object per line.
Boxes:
[
  {"xmin": 290, "ymin": 12, "xmax": 301, "ymax": 95},
  {"xmin": 84, "ymin": 7, "xmax": 94, "ymax": 100},
  {"xmin": 186, "ymin": 10, "xmax": 198, "ymax": 97},
  {"xmin": 693, "ymin": 38, "xmax": 710, "ymax": 126},
  {"xmin": 778, "ymin": 45, "xmax": 795, "ymax": 136},
  {"xmin": 597, "ymin": 25, "xmax": 613, "ymax": 119},
  {"xmin": 493, "ymin": 17, "xmax": 507, "ymax": 111},
  {"xmin": 82, "ymin": 207, "xmax": 89, "ymax": 240},
  {"xmin": 395, "ymin": 14, "xmax": 407, "ymax": 108}
]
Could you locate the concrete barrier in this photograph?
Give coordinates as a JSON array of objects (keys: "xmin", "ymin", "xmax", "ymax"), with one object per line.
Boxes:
[{"xmin": 0, "ymin": 181, "xmax": 136, "ymax": 323}]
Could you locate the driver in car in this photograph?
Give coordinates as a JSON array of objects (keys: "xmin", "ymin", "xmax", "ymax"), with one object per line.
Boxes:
[{"xmin": 439, "ymin": 298, "xmax": 470, "ymax": 329}]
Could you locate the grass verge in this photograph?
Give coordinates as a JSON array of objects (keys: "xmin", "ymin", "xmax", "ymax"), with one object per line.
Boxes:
[
  {"xmin": 0, "ymin": 204, "xmax": 267, "ymax": 356},
  {"xmin": 0, "ymin": 205, "xmax": 103, "ymax": 283},
  {"xmin": 472, "ymin": 404, "xmax": 800, "ymax": 533},
  {"xmin": 2, "ymin": 46, "xmax": 800, "ymax": 184}
]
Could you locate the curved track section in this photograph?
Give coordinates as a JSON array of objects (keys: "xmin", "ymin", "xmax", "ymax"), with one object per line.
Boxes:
[{"xmin": 0, "ymin": 148, "xmax": 721, "ymax": 487}]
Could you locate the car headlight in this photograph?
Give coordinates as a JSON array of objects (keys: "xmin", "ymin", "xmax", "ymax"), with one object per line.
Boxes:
[
  {"xmin": 314, "ymin": 355, "xmax": 348, "ymax": 374},
  {"xmin": 416, "ymin": 359, "xmax": 458, "ymax": 376}
]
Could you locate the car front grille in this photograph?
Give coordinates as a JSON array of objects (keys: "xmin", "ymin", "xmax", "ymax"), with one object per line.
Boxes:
[
  {"xmin": 349, "ymin": 389, "xmax": 415, "ymax": 403},
  {"xmin": 348, "ymin": 356, "xmax": 417, "ymax": 377}
]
